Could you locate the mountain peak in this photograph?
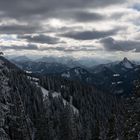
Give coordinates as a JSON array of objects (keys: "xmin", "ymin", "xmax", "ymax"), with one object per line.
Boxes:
[
  {"xmin": 123, "ymin": 57, "xmax": 129, "ymax": 62},
  {"xmin": 120, "ymin": 57, "xmax": 134, "ymax": 69}
]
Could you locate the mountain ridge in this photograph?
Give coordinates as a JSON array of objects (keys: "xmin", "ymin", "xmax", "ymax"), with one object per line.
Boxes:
[{"xmin": 0, "ymin": 56, "xmax": 140, "ymax": 140}]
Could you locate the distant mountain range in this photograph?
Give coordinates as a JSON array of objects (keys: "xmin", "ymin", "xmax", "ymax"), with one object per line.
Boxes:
[
  {"xmin": 61, "ymin": 57, "xmax": 140, "ymax": 95},
  {"xmin": 10, "ymin": 55, "xmax": 113, "ymax": 68},
  {"xmin": 17, "ymin": 61, "xmax": 69, "ymax": 74},
  {"xmin": 10, "ymin": 56, "xmax": 140, "ymax": 96}
]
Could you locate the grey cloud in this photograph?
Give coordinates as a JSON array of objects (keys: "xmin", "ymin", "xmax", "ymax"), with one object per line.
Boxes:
[
  {"xmin": 40, "ymin": 46, "xmax": 66, "ymax": 51},
  {"xmin": 40, "ymin": 45, "xmax": 98, "ymax": 52},
  {"xmin": 1, "ymin": 44, "xmax": 38, "ymax": 50},
  {"xmin": 63, "ymin": 48, "xmax": 98, "ymax": 52},
  {"xmin": 19, "ymin": 34, "xmax": 63, "ymax": 44},
  {"xmin": 74, "ymin": 11, "xmax": 105, "ymax": 22},
  {"xmin": 100, "ymin": 37, "xmax": 140, "ymax": 52},
  {"xmin": 0, "ymin": 0, "xmax": 126, "ymax": 35},
  {"xmin": 0, "ymin": 24, "xmax": 41, "ymax": 34},
  {"xmin": 1, "ymin": 42, "xmax": 98, "ymax": 52},
  {"xmin": 54, "ymin": 10, "xmax": 106, "ymax": 22},
  {"xmin": 0, "ymin": 0, "xmax": 126, "ymax": 20},
  {"xmin": 60, "ymin": 29, "xmax": 117, "ymax": 40},
  {"xmin": 109, "ymin": 12, "xmax": 126, "ymax": 19},
  {"xmin": 1, "ymin": 44, "xmax": 97, "ymax": 52},
  {"xmin": 45, "ymin": 25, "xmax": 84, "ymax": 33}
]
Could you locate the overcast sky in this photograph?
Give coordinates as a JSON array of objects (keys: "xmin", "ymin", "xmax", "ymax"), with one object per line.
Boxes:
[{"xmin": 0, "ymin": 0, "xmax": 140, "ymax": 60}]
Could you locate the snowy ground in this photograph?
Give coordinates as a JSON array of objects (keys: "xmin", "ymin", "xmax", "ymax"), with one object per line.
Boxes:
[
  {"xmin": 40, "ymin": 86, "xmax": 79, "ymax": 114},
  {"xmin": 27, "ymin": 75, "xmax": 79, "ymax": 114}
]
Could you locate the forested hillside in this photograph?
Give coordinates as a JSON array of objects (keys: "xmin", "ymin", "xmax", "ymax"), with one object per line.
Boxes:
[{"xmin": 0, "ymin": 56, "xmax": 140, "ymax": 140}]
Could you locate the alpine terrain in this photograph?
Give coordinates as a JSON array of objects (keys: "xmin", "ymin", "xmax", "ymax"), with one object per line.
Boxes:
[{"xmin": 0, "ymin": 55, "xmax": 140, "ymax": 140}]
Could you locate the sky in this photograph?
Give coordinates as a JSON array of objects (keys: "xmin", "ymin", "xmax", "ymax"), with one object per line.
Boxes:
[{"xmin": 0, "ymin": 0, "xmax": 140, "ymax": 61}]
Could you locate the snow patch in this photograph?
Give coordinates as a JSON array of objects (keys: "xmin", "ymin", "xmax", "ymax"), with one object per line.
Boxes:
[
  {"xmin": 113, "ymin": 74, "xmax": 120, "ymax": 77},
  {"xmin": 27, "ymin": 76, "xmax": 39, "ymax": 82},
  {"xmin": 75, "ymin": 69, "xmax": 80, "ymax": 75},
  {"xmin": 123, "ymin": 61, "xmax": 133, "ymax": 69},
  {"xmin": 40, "ymin": 87, "xmax": 49, "ymax": 97},
  {"xmin": 62, "ymin": 72, "xmax": 70, "ymax": 78},
  {"xmin": 40, "ymin": 86, "xmax": 79, "ymax": 114},
  {"xmin": 117, "ymin": 81, "xmax": 123, "ymax": 84},
  {"xmin": 114, "ymin": 89, "xmax": 124, "ymax": 94},
  {"xmin": 25, "ymin": 70, "xmax": 32, "ymax": 74},
  {"xmin": 27, "ymin": 75, "xmax": 79, "ymax": 114},
  {"xmin": 112, "ymin": 82, "xmax": 116, "ymax": 85}
]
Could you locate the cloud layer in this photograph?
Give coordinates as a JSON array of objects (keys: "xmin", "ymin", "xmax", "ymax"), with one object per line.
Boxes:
[{"xmin": 0, "ymin": 0, "xmax": 140, "ymax": 60}]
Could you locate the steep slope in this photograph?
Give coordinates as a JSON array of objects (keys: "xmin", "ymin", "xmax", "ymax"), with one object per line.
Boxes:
[
  {"xmin": 0, "ymin": 56, "xmax": 44, "ymax": 140},
  {"xmin": 0, "ymin": 56, "xmax": 80, "ymax": 140}
]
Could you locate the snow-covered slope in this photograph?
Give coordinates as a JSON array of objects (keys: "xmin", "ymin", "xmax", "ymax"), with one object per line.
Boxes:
[
  {"xmin": 27, "ymin": 75, "xmax": 79, "ymax": 114},
  {"xmin": 119, "ymin": 57, "xmax": 135, "ymax": 69},
  {"xmin": 40, "ymin": 86, "xmax": 79, "ymax": 114}
]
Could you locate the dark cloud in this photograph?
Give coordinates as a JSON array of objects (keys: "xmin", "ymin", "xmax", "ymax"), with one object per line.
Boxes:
[
  {"xmin": 0, "ymin": 24, "xmax": 41, "ymax": 34},
  {"xmin": 0, "ymin": 0, "xmax": 126, "ymax": 35},
  {"xmin": 19, "ymin": 34, "xmax": 63, "ymax": 44},
  {"xmin": 1, "ymin": 0, "xmax": 137, "ymax": 57},
  {"xmin": 53, "ymin": 10, "xmax": 106, "ymax": 22},
  {"xmin": 0, "ymin": 0, "xmax": 126, "ymax": 20},
  {"xmin": 100, "ymin": 37, "xmax": 140, "ymax": 52},
  {"xmin": 73, "ymin": 11, "xmax": 105, "ymax": 22},
  {"xmin": 1, "ymin": 44, "xmax": 38, "ymax": 50},
  {"xmin": 60, "ymin": 29, "xmax": 117, "ymax": 40}
]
